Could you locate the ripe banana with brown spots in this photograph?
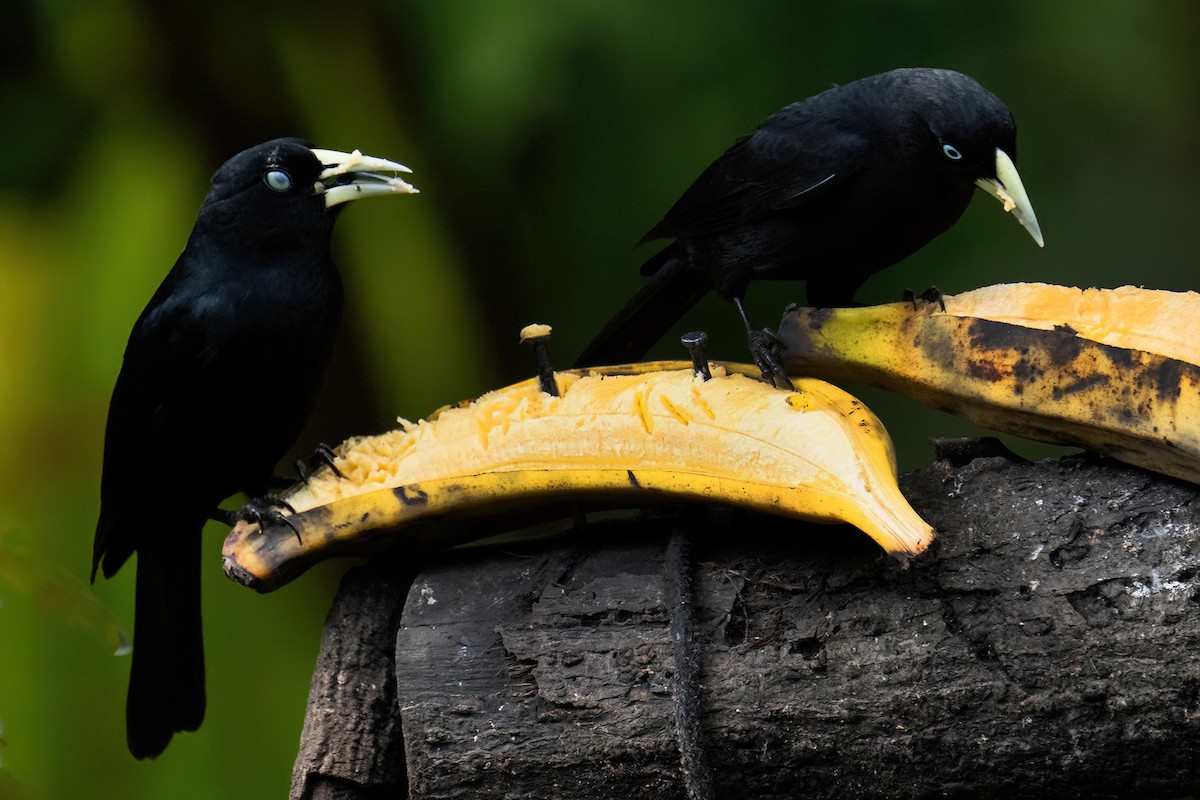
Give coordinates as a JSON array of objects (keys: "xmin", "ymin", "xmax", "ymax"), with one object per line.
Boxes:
[
  {"xmin": 222, "ymin": 362, "xmax": 934, "ymax": 592},
  {"xmin": 778, "ymin": 283, "xmax": 1200, "ymax": 484}
]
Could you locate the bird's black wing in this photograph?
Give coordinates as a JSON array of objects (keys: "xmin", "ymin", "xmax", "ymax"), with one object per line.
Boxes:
[
  {"xmin": 640, "ymin": 108, "xmax": 870, "ymax": 244},
  {"xmin": 91, "ymin": 260, "xmax": 230, "ymax": 758},
  {"xmin": 93, "ymin": 259, "xmax": 238, "ymax": 577}
]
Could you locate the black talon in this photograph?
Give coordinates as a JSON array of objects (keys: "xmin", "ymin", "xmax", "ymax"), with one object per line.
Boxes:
[
  {"xmin": 265, "ymin": 494, "xmax": 296, "ymax": 514},
  {"xmin": 680, "ymin": 331, "xmax": 712, "ymax": 381},
  {"xmin": 312, "ymin": 443, "xmax": 344, "ymax": 479},
  {"xmin": 903, "ymin": 286, "xmax": 944, "ymax": 311},
  {"xmin": 747, "ymin": 328, "xmax": 795, "ymax": 391},
  {"xmin": 520, "ymin": 324, "xmax": 559, "ymax": 397},
  {"xmin": 732, "ymin": 296, "xmax": 794, "ymax": 390},
  {"xmin": 918, "ymin": 285, "xmax": 946, "ymax": 311},
  {"xmin": 296, "ymin": 443, "xmax": 344, "ymax": 483},
  {"xmin": 228, "ymin": 495, "xmax": 302, "ymax": 544}
]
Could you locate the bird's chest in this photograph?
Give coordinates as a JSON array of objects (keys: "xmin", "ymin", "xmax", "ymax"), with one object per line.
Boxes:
[
  {"xmin": 755, "ymin": 168, "xmax": 974, "ymax": 276},
  {"xmin": 839, "ymin": 164, "xmax": 976, "ymax": 260},
  {"xmin": 146, "ymin": 263, "xmax": 341, "ymax": 469},
  {"xmin": 203, "ymin": 262, "xmax": 341, "ymax": 361},
  {"xmin": 143, "ymin": 257, "xmax": 344, "ymax": 422}
]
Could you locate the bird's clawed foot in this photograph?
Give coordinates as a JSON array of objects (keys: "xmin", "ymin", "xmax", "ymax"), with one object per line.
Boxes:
[
  {"xmin": 295, "ymin": 443, "xmax": 344, "ymax": 483},
  {"xmin": 903, "ymin": 285, "xmax": 945, "ymax": 311},
  {"xmin": 216, "ymin": 496, "xmax": 302, "ymax": 543},
  {"xmin": 747, "ymin": 328, "xmax": 795, "ymax": 391}
]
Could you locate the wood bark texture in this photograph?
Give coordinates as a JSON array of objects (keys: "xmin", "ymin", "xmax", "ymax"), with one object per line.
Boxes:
[{"xmin": 291, "ymin": 443, "xmax": 1200, "ymax": 799}]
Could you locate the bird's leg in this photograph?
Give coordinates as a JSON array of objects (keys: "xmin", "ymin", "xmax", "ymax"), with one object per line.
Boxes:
[
  {"xmin": 211, "ymin": 496, "xmax": 302, "ymax": 543},
  {"xmin": 733, "ymin": 296, "xmax": 794, "ymax": 391}
]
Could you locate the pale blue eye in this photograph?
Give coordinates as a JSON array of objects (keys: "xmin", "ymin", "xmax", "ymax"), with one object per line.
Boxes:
[
  {"xmin": 264, "ymin": 169, "xmax": 293, "ymax": 192},
  {"xmin": 942, "ymin": 144, "xmax": 963, "ymax": 161}
]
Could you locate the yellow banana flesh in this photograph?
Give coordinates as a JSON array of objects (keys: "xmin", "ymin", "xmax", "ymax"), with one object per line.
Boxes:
[
  {"xmin": 223, "ymin": 362, "xmax": 934, "ymax": 592},
  {"xmin": 937, "ymin": 283, "xmax": 1200, "ymax": 364},
  {"xmin": 778, "ymin": 283, "xmax": 1200, "ymax": 485}
]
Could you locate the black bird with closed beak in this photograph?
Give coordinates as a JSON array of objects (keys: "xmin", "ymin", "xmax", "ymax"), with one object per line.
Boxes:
[
  {"xmin": 575, "ymin": 68, "xmax": 1043, "ymax": 383},
  {"xmin": 92, "ymin": 138, "xmax": 417, "ymax": 758}
]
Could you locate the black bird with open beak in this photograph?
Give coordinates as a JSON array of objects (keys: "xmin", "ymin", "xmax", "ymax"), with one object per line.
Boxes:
[
  {"xmin": 92, "ymin": 138, "xmax": 416, "ymax": 758},
  {"xmin": 575, "ymin": 67, "xmax": 1043, "ymax": 383}
]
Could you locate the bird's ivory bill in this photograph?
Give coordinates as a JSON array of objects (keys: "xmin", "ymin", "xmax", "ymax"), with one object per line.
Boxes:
[
  {"xmin": 310, "ymin": 147, "xmax": 418, "ymax": 207},
  {"xmin": 311, "ymin": 147, "xmax": 413, "ymax": 178},
  {"xmin": 975, "ymin": 148, "xmax": 1043, "ymax": 247}
]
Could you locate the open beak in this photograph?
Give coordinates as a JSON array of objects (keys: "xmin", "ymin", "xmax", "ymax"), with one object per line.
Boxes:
[
  {"xmin": 975, "ymin": 148, "xmax": 1044, "ymax": 248},
  {"xmin": 310, "ymin": 147, "xmax": 418, "ymax": 208}
]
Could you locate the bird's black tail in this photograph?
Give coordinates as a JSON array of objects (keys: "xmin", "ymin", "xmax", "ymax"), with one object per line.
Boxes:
[
  {"xmin": 125, "ymin": 526, "xmax": 206, "ymax": 759},
  {"xmin": 575, "ymin": 248, "xmax": 709, "ymax": 368}
]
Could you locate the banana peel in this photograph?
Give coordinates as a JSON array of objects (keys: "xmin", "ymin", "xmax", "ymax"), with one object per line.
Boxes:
[
  {"xmin": 778, "ymin": 283, "xmax": 1200, "ymax": 485},
  {"xmin": 222, "ymin": 362, "xmax": 934, "ymax": 592}
]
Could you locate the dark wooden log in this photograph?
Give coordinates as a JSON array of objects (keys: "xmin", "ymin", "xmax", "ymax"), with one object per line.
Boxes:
[
  {"xmin": 291, "ymin": 443, "xmax": 1200, "ymax": 799},
  {"xmin": 290, "ymin": 559, "xmax": 416, "ymax": 800}
]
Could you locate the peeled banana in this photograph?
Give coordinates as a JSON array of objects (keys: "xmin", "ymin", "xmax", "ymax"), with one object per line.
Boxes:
[
  {"xmin": 778, "ymin": 282, "xmax": 1200, "ymax": 485},
  {"xmin": 223, "ymin": 361, "xmax": 934, "ymax": 592}
]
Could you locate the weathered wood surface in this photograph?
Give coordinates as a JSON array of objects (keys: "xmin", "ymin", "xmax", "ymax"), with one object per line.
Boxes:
[{"xmin": 291, "ymin": 444, "xmax": 1200, "ymax": 799}]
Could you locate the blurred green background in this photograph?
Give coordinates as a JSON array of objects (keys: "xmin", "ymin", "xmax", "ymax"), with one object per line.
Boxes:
[{"xmin": 2, "ymin": 1, "xmax": 1198, "ymax": 797}]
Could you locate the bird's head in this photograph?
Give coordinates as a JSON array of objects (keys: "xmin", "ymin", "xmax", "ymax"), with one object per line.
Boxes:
[
  {"xmin": 893, "ymin": 68, "xmax": 1044, "ymax": 248},
  {"xmin": 199, "ymin": 138, "xmax": 417, "ymax": 250}
]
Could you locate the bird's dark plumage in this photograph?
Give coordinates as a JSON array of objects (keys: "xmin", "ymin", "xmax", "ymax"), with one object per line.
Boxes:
[
  {"xmin": 93, "ymin": 137, "xmax": 415, "ymax": 758},
  {"xmin": 575, "ymin": 67, "xmax": 1043, "ymax": 372}
]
